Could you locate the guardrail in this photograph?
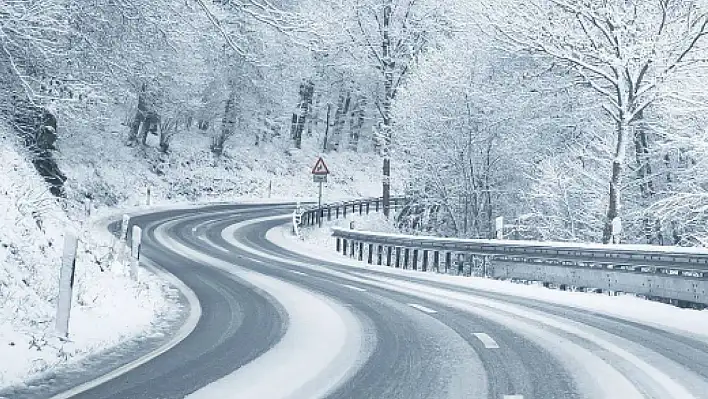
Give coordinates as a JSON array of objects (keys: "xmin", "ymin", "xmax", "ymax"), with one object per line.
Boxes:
[
  {"xmin": 295, "ymin": 196, "xmax": 407, "ymax": 231},
  {"xmin": 331, "ymin": 228, "xmax": 708, "ymax": 307}
]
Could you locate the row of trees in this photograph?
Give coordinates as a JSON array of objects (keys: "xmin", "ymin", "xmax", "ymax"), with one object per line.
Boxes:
[
  {"xmin": 396, "ymin": 0, "xmax": 708, "ymax": 245},
  {"xmin": 3, "ymin": 0, "xmax": 707, "ymax": 245}
]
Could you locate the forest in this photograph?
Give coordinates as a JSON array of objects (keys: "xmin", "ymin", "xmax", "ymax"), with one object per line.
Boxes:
[{"xmin": 2, "ymin": 0, "xmax": 708, "ymax": 245}]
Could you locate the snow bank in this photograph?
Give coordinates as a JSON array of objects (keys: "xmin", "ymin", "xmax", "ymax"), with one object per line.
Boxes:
[
  {"xmin": 0, "ymin": 133, "xmax": 178, "ymax": 389},
  {"xmin": 286, "ymin": 215, "xmax": 708, "ymax": 341}
]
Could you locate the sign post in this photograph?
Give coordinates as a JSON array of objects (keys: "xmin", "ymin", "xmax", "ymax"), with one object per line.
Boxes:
[{"xmin": 312, "ymin": 157, "xmax": 330, "ymax": 227}]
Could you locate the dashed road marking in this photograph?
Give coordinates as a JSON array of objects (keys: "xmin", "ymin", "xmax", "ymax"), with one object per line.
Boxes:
[
  {"xmin": 408, "ymin": 303, "xmax": 437, "ymax": 313},
  {"xmin": 341, "ymin": 284, "xmax": 367, "ymax": 292},
  {"xmin": 473, "ymin": 333, "xmax": 500, "ymax": 349},
  {"xmin": 503, "ymin": 395, "xmax": 523, "ymax": 399},
  {"xmin": 289, "ymin": 270, "xmax": 308, "ymax": 276}
]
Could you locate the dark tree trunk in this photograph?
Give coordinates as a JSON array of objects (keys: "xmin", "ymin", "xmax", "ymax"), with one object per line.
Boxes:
[
  {"xmin": 328, "ymin": 91, "xmax": 351, "ymax": 152},
  {"xmin": 213, "ymin": 91, "xmax": 236, "ymax": 156},
  {"xmin": 290, "ymin": 80, "xmax": 314, "ymax": 149},
  {"xmin": 349, "ymin": 95, "xmax": 366, "ymax": 152},
  {"xmin": 322, "ymin": 103, "xmax": 331, "ymax": 152},
  {"xmin": 633, "ymin": 111, "xmax": 654, "ymax": 197}
]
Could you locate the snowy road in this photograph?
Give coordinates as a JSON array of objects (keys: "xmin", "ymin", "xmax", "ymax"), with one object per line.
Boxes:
[{"xmin": 21, "ymin": 204, "xmax": 708, "ymax": 398}]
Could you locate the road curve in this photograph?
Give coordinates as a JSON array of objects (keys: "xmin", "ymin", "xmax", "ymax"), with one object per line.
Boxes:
[{"xmin": 8, "ymin": 203, "xmax": 708, "ymax": 399}]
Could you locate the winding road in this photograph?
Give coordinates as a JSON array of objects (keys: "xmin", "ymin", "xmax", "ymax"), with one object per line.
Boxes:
[{"xmin": 9, "ymin": 203, "xmax": 708, "ymax": 399}]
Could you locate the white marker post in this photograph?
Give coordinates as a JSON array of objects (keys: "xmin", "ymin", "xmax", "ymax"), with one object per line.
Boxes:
[
  {"xmin": 56, "ymin": 233, "xmax": 79, "ymax": 338},
  {"xmin": 495, "ymin": 216, "xmax": 504, "ymax": 239},
  {"xmin": 146, "ymin": 186, "xmax": 152, "ymax": 206},
  {"xmin": 121, "ymin": 214, "xmax": 131, "ymax": 242},
  {"xmin": 611, "ymin": 217, "xmax": 622, "ymax": 244},
  {"xmin": 130, "ymin": 225, "xmax": 142, "ymax": 280},
  {"xmin": 118, "ymin": 214, "xmax": 130, "ymax": 264}
]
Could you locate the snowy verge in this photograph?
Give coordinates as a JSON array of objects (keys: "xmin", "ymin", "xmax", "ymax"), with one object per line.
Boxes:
[
  {"xmin": 0, "ymin": 135, "xmax": 182, "ymax": 391},
  {"xmin": 273, "ymin": 218, "xmax": 708, "ymax": 341}
]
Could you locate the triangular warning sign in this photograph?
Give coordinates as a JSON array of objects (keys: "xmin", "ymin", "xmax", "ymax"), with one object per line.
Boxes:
[{"xmin": 312, "ymin": 157, "xmax": 330, "ymax": 175}]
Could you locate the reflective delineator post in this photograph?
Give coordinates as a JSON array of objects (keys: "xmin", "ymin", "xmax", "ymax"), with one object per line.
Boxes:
[
  {"xmin": 495, "ymin": 216, "xmax": 504, "ymax": 239},
  {"xmin": 130, "ymin": 225, "xmax": 142, "ymax": 280},
  {"xmin": 56, "ymin": 233, "xmax": 79, "ymax": 338}
]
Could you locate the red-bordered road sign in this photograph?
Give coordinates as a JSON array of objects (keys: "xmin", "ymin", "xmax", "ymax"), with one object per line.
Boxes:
[{"xmin": 312, "ymin": 157, "xmax": 330, "ymax": 175}]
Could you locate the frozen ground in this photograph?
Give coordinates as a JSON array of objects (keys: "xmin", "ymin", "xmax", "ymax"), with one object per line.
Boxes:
[
  {"xmin": 0, "ymin": 132, "xmax": 178, "ymax": 389},
  {"xmin": 277, "ymin": 213, "xmax": 708, "ymax": 341}
]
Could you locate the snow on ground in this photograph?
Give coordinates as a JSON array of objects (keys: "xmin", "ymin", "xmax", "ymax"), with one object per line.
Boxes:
[
  {"xmin": 279, "ymin": 213, "xmax": 708, "ymax": 341},
  {"xmin": 58, "ymin": 111, "xmax": 404, "ymax": 212},
  {"xmin": 0, "ymin": 132, "xmax": 178, "ymax": 389},
  {"xmin": 1, "ymin": 105, "xmax": 400, "ymax": 390}
]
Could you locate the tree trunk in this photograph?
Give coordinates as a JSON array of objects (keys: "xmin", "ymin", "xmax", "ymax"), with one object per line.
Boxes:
[
  {"xmin": 602, "ymin": 121, "xmax": 629, "ymax": 243},
  {"xmin": 290, "ymin": 80, "xmax": 314, "ymax": 149},
  {"xmin": 381, "ymin": 0, "xmax": 394, "ymax": 217},
  {"xmin": 328, "ymin": 91, "xmax": 351, "ymax": 152},
  {"xmin": 213, "ymin": 91, "xmax": 236, "ymax": 156},
  {"xmin": 129, "ymin": 87, "xmax": 148, "ymax": 145},
  {"xmin": 633, "ymin": 110, "xmax": 654, "ymax": 197},
  {"xmin": 349, "ymin": 95, "xmax": 366, "ymax": 151},
  {"xmin": 322, "ymin": 103, "xmax": 331, "ymax": 152}
]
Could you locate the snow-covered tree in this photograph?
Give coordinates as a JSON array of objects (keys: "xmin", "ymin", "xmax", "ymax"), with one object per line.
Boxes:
[{"xmin": 487, "ymin": 0, "xmax": 708, "ymax": 242}]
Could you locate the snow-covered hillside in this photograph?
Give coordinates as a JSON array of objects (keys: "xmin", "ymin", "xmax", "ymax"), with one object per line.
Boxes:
[
  {"xmin": 0, "ymin": 129, "xmax": 176, "ymax": 388},
  {"xmin": 58, "ymin": 113, "xmax": 403, "ymax": 210}
]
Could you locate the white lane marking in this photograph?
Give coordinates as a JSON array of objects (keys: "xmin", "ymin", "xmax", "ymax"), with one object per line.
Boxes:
[
  {"xmin": 503, "ymin": 395, "xmax": 523, "ymax": 399},
  {"xmin": 341, "ymin": 284, "xmax": 367, "ymax": 292},
  {"xmin": 473, "ymin": 333, "xmax": 500, "ymax": 349},
  {"xmin": 289, "ymin": 270, "xmax": 308, "ymax": 276},
  {"xmin": 212, "ymin": 245, "xmax": 229, "ymax": 253},
  {"xmin": 408, "ymin": 303, "xmax": 437, "ymax": 313}
]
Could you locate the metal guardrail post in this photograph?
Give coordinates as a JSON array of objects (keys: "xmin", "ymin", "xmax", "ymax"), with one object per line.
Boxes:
[
  {"xmin": 422, "ymin": 250, "xmax": 429, "ymax": 272},
  {"xmin": 377, "ymin": 245, "xmax": 383, "ymax": 265},
  {"xmin": 386, "ymin": 246, "xmax": 392, "ymax": 266},
  {"xmin": 336, "ymin": 237, "xmax": 341, "ymax": 252},
  {"xmin": 445, "ymin": 252, "xmax": 451, "ymax": 274},
  {"xmin": 404, "ymin": 248, "xmax": 410, "ymax": 269},
  {"xmin": 395, "ymin": 247, "xmax": 401, "ymax": 268},
  {"xmin": 376, "ymin": 200, "xmax": 380, "ymax": 212},
  {"xmin": 342, "ymin": 239, "xmax": 348, "ymax": 256},
  {"xmin": 358, "ymin": 242, "xmax": 364, "ymax": 261},
  {"xmin": 328, "ymin": 207, "xmax": 332, "ymax": 221},
  {"xmin": 413, "ymin": 249, "xmax": 419, "ymax": 271},
  {"xmin": 367, "ymin": 243, "xmax": 374, "ymax": 264}
]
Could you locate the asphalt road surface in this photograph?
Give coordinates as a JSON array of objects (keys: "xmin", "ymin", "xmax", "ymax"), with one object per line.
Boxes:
[{"xmin": 9, "ymin": 203, "xmax": 708, "ymax": 399}]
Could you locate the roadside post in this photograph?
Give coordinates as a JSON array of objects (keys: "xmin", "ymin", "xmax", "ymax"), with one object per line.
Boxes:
[
  {"xmin": 311, "ymin": 157, "xmax": 330, "ymax": 228},
  {"xmin": 56, "ymin": 232, "xmax": 78, "ymax": 338},
  {"xmin": 130, "ymin": 225, "xmax": 142, "ymax": 280},
  {"xmin": 611, "ymin": 217, "xmax": 622, "ymax": 244},
  {"xmin": 495, "ymin": 216, "xmax": 504, "ymax": 239}
]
